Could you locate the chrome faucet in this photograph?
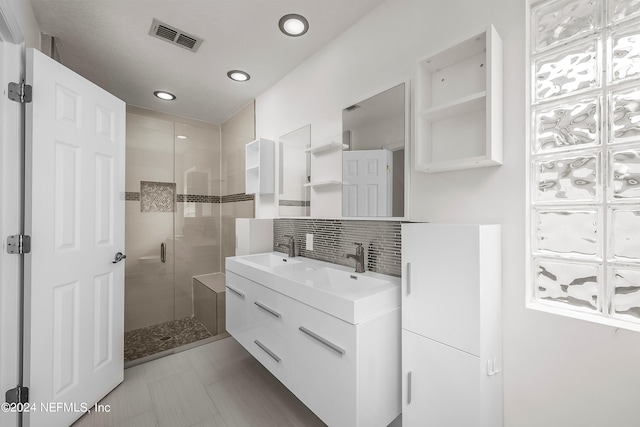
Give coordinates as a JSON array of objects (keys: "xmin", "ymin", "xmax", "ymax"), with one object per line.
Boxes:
[
  {"xmin": 277, "ymin": 235, "xmax": 296, "ymax": 257},
  {"xmin": 346, "ymin": 242, "xmax": 365, "ymax": 273}
]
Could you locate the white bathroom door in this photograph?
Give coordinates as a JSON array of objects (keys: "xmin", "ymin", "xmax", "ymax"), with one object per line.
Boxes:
[
  {"xmin": 342, "ymin": 149, "xmax": 392, "ymax": 216},
  {"xmin": 23, "ymin": 48, "xmax": 126, "ymax": 427}
]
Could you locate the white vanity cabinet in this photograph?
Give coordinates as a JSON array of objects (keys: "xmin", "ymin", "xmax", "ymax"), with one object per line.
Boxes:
[
  {"xmin": 401, "ymin": 223, "xmax": 503, "ymax": 427},
  {"xmin": 225, "ymin": 256, "xmax": 401, "ymax": 427},
  {"xmin": 293, "ymin": 300, "xmax": 357, "ymax": 426},
  {"xmin": 224, "ymin": 272, "xmax": 252, "ymax": 347},
  {"xmin": 294, "ymin": 301, "xmax": 400, "ymax": 427},
  {"xmin": 225, "ymin": 271, "xmax": 293, "ymax": 385}
]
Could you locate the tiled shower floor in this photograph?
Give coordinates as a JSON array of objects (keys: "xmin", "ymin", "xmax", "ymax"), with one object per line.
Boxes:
[{"xmin": 124, "ymin": 316, "xmax": 224, "ymax": 362}]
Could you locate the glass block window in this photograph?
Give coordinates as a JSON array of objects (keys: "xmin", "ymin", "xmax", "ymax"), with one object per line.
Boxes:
[{"xmin": 529, "ymin": 0, "xmax": 640, "ymax": 330}]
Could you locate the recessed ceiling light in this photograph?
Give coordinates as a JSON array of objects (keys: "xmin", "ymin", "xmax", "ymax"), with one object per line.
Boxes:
[
  {"xmin": 227, "ymin": 70, "xmax": 250, "ymax": 82},
  {"xmin": 154, "ymin": 91, "xmax": 176, "ymax": 100},
  {"xmin": 279, "ymin": 14, "xmax": 309, "ymax": 37},
  {"xmin": 176, "ymin": 135, "xmax": 188, "ymax": 140}
]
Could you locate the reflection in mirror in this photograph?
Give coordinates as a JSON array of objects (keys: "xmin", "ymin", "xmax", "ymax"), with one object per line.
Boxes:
[
  {"xmin": 342, "ymin": 83, "xmax": 405, "ymax": 217},
  {"xmin": 279, "ymin": 124, "xmax": 311, "ymax": 217}
]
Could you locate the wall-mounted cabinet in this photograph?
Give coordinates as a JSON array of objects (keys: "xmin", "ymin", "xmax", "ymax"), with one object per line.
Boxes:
[
  {"xmin": 415, "ymin": 25, "xmax": 503, "ymax": 173},
  {"xmin": 245, "ymin": 138, "xmax": 274, "ymax": 194}
]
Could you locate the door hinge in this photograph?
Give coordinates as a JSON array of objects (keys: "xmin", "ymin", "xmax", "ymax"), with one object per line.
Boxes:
[
  {"xmin": 5, "ymin": 386, "xmax": 29, "ymax": 405},
  {"xmin": 6, "ymin": 234, "xmax": 31, "ymax": 254},
  {"xmin": 7, "ymin": 82, "xmax": 32, "ymax": 103}
]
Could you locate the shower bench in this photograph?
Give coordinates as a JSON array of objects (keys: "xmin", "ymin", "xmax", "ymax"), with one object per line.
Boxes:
[{"xmin": 192, "ymin": 272, "xmax": 226, "ymax": 335}]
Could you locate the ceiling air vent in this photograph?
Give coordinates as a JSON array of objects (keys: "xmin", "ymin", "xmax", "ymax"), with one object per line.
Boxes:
[{"xmin": 149, "ymin": 19, "xmax": 203, "ymax": 52}]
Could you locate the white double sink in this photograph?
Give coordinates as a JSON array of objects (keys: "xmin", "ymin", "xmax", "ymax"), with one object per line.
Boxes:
[{"xmin": 225, "ymin": 252, "xmax": 400, "ymax": 324}]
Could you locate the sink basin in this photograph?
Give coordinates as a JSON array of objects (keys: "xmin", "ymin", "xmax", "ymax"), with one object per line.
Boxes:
[
  {"xmin": 287, "ymin": 266, "xmax": 392, "ymax": 292},
  {"xmin": 226, "ymin": 252, "xmax": 400, "ymax": 324},
  {"xmin": 242, "ymin": 253, "xmax": 302, "ymax": 269}
]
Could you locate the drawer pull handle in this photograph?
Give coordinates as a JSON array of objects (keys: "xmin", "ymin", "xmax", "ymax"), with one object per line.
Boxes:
[
  {"xmin": 226, "ymin": 284, "xmax": 245, "ymax": 298},
  {"xmin": 254, "ymin": 301, "xmax": 281, "ymax": 318},
  {"xmin": 254, "ymin": 340, "xmax": 281, "ymax": 363},
  {"xmin": 298, "ymin": 326, "xmax": 346, "ymax": 356},
  {"xmin": 406, "ymin": 262, "xmax": 412, "ymax": 295},
  {"xmin": 407, "ymin": 371, "xmax": 412, "ymax": 404}
]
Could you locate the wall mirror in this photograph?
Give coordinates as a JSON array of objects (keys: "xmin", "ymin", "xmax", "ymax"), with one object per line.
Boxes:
[
  {"xmin": 279, "ymin": 124, "xmax": 311, "ymax": 217},
  {"xmin": 342, "ymin": 83, "xmax": 407, "ymax": 217}
]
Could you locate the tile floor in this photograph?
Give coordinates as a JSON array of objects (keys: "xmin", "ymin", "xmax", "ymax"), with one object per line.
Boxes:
[
  {"xmin": 72, "ymin": 336, "xmax": 326, "ymax": 427},
  {"xmin": 124, "ymin": 317, "xmax": 216, "ymax": 362}
]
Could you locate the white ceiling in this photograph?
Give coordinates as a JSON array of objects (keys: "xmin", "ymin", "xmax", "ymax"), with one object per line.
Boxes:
[{"xmin": 29, "ymin": 0, "xmax": 388, "ymax": 124}]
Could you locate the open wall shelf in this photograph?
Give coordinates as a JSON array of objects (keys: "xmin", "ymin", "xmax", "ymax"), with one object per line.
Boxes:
[
  {"xmin": 245, "ymin": 138, "xmax": 274, "ymax": 195},
  {"xmin": 415, "ymin": 25, "xmax": 503, "ymax": 173},
  {"xmin": 303, "ymin": 141, "xmax": 347, "ymax": 154}
]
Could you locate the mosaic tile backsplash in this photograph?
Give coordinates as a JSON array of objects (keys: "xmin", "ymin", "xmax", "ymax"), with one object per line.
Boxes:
[
  {"xmin": 274, "ymin": 218, "xmax": 402, "ymax": 277},
  {"xmin": 279, "ymin": 200, "xmax": 311, "ymax": 207}
]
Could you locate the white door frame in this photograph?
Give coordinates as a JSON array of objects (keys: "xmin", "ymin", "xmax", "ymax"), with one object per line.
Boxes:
[{"xmin": 0, "ymin": 2, "xmax": 24, "ymax": 427}]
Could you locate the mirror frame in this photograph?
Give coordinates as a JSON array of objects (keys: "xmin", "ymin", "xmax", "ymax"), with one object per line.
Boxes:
[{"xmin": 340, "ymin": 81, "xmax": 411, "ymax": 221}]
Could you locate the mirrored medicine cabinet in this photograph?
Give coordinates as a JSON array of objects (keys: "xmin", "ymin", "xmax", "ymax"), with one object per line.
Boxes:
[{"xmin": 342, "ymin": 83, "xmax": 408, "ymax": 218}]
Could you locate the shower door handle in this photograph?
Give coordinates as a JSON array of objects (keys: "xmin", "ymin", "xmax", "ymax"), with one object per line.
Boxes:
[{"xmin": 160, "ymin": 243, "xmax": 166, "ymax": 263}]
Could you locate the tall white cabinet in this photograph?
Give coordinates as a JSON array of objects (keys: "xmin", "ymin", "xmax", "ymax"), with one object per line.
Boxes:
[{"xmin": 401, "ymin": 223, "xmax": 502, "ymax": 426}]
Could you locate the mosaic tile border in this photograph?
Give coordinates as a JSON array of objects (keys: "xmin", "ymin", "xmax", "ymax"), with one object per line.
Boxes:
[
  {"xmin": 221, "ymin": 193, "xmax": 255, "ymax": 203},
  {"xmin": 125, "ymin": 192, "xmax": 254, "ymax": 204},
  {"xmin": 177, "ymin": 194, "xmax": 221, "ymax": 203},
  {"xmin": 274, "ymin": 218, "xmax": 403, "ymax": 277},
  {"xmin": 279, "ymin": 199, "xmax": 311, "ymax": 207}
]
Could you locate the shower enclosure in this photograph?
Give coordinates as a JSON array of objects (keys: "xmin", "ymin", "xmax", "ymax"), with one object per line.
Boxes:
[{"xmin": 124, "ymin": 107, "xmax": 224, "ymax": 362}]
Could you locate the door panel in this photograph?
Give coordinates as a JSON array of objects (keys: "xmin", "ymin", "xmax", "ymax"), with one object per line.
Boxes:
[
  {"xmin": 342, "ymin": 149, "xmax": 392, "ymax": 216},
  {"xmin": 402, "ymin": 330, "xmax": 480, "ymax": 426},
  {"xmin": 25, "ymin": 48, "xmax": 125, "ymax": 427},
  {"xmin": 401, "ymin": 223, "xmax": 481, "ymax": 356}
]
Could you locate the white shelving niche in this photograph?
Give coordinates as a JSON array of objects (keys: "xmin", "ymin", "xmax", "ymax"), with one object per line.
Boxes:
[
  {"xmin": 415, "ymin": 25, "xmax": 503, "ymax": 173},
  {"xmin": 306, "ymin": 138, "xmax": 344, "ymax": 189},
  {"xmin": 245, "ymin": 138, "xmax": 275, "ymax": 195}
]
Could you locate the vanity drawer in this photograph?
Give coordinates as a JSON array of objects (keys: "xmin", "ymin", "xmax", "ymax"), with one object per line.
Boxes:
[
  {"xmin": 247, "ymin": 280, "xmax": 294, "ymax": 337},
  {"xmin": 225, "ymin": 271, "xmax": 258, "ymax": 348},
  {"xmin": 293, "ymin": 301, "xmax": 357, "ymax": 427},
  {"xmin": 248, "ymin": 324, "xmax": 293, "ymax": 385}
]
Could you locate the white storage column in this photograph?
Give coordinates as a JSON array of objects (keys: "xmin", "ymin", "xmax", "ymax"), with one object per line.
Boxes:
[{"xmin": 401, "ymin": 223, "xmax": 502, "ymax": 427}]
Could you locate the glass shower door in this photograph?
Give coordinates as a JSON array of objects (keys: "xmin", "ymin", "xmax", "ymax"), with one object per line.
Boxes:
[
  {"xmin": 124, "ymin": 112, "xmax": 177, "ymax": 361},
  {"xmin": 172, "ymin": 121, "xmax": 222, "ymax": 345}
]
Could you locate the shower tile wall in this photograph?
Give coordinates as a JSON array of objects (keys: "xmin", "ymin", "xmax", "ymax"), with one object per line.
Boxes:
[
  {"xmin": 274, "ymin": 218, "xmax": 402, "ymax": 277},
  {"xmin": 125, "ymin": 107, "xmax": 221, "ymax": 332},
  {"xmin": 221, "ymin": 101, "xmax": 256, "ymax": 270}
]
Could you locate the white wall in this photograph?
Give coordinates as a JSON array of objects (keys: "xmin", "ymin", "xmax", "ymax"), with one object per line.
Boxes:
[{"xmin": 256, "ymin": 0, "xmax": 640, "ymax": 426}]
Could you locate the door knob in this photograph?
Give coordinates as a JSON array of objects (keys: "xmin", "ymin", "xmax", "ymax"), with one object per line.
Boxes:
[{"xmin": 112, "ymin": 252, "xmax": 126, "ymax": 264}]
